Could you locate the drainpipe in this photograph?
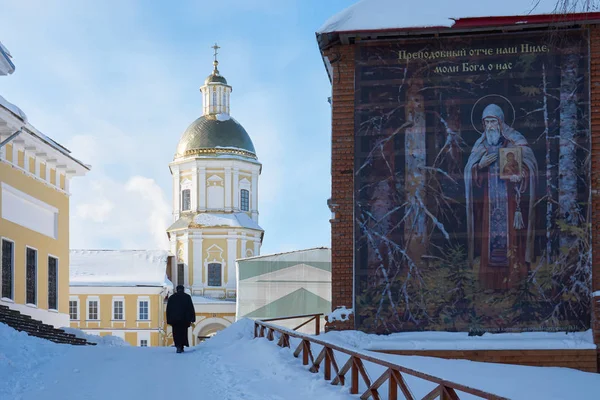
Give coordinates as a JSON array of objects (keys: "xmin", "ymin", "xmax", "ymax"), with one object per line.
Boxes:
[{"xmin": 0, "ymin": 129, "xmax": 22, "ymax": 148}]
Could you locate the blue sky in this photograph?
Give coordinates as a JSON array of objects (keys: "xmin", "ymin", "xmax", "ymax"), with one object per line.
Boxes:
[{"xmin": 0, "ymin": 0, "xmax": 352, "ymax": 254}]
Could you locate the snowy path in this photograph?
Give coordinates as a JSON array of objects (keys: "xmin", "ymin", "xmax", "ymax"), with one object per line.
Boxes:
[{"xmin": 1, "ymin": 321, "xmax": 352, "ymax": 400}]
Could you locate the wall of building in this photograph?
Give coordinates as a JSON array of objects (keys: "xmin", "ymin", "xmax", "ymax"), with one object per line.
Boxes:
[
  {"xmin": 324, "ymin": 43, "xmax": 355, "ymax": 332},
  {"xmin": 327, "ymin": 25, "xmax": 600, "ymax": 367},
  {"xmin": 171, "ymin": 229, "xmax": 261, "ymax": 298},
  {"xmin": 171, "ymin": 159, "xmax": 260, "ymax": 222},
  {"xmin": 0, "ymin": 157, "xmax": 70, "ymax": 327},
  {"xmin": 591, "ymin": 24, "xmax": 600, "ymax": 372},
  {"xmin": 69, "ymin": 289, "xmax": 166, "ymax": 346}
]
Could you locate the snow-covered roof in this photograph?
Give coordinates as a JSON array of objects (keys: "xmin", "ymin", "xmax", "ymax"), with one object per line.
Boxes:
[
  {"xmin": 0, "ymin": 41, "xmax": 15, "ymax": 76},
  {"xmin": 194, "ymin": 212, "xmax": 263, "ymax": 231},
  {"xmin": 317, "ymin": 0, "xmax": 599, "ymax": 34},
  {"xmin": 70, "ymin": 250, "xmax": 173, "ymax": 288},
  {"xmin": 0, "ymin": 94, "xmax": 27, "ymax": 122},
  {"xmin": 0, "ymin": 94, "xmax": 90, "ymax": 173}
]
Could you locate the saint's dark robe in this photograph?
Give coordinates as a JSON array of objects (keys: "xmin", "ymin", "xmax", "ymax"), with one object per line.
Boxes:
[{"xmin": 465, "ymin": 124, "xmax": 538, "ymax": 290}]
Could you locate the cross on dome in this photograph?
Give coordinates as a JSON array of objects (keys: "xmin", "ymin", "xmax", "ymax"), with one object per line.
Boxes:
[{"xmin": 212, "ymin": 43, "xmax": 220, "ymax": 74}]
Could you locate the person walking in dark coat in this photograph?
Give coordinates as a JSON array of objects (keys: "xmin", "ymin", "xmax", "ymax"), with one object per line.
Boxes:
[{"xmin": 166, "ymin": 285, "xmax": 196, "ymax": 353}]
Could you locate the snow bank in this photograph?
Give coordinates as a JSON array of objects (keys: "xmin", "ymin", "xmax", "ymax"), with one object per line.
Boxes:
[
  {"xmin": 60, "ymin": 327, "xmax": 130, "ymax": 347},
  {"xmin": 318, "ymin": 0, "xmax": 598, "ymax": 33},
  {"xmin": 0, "ymin": 323, "xmax": 66, "ymax": 397},
  {"xmin": 320, "ymin": 328, "xmax": 596, "ymax": 351},
  {"xmin": 70, "ymin": 249, "xmax": 172, "ymax": 287},
  {"xmin": 327, "ymin": 306, "xmax": 353, "ymax": 322},
  {"xmin": 201, "ymin": 318, "xmax": 256, "ymax": 347},
  {"xmin": 593, "ymin": 290, "xmax": 600, "ymax": 297}
]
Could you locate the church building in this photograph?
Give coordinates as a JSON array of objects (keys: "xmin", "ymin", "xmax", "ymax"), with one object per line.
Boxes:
[{"xmin": 166, "ymin": 46, "xmax": 263, "ymax": 344}]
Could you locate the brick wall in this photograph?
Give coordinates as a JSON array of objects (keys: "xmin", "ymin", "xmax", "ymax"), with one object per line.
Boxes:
[
  {"xmin": 372, "ymin": 349, "xmax": 598, "ymax": 373},
  {"xmin": 591, "ymin": 25, "xmax": 600, "ymax": 372},
  {"xmin": 325, "ymin": 44, "xmax": 356, "ymax": 332},
  {"xmin": 326, "ymin": 27, "xmax": 600, "ymax": 365}
]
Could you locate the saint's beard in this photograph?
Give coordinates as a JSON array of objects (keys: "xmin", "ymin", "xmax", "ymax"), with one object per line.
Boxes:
[{"xmin": 485, "ymin": 126, "xmax": 501, "ymax": 145}]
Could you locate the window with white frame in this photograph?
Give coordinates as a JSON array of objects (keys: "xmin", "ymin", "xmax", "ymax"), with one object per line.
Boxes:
[
  {"xmin": 138, "ymin": 299, "xmax": 149, "ymax": 321},
  {"xmin": 69, "ymin": 299, "xmax": 79, "ymax": 320},
  {"xmin": 240, "ymin": 189, "xmax": 249, "ymax": 211},
  {"xmin": 181, "ymin": 189, "xmax": 191, "ymax": 211},
  {"xmin": 48, "ymin": 256, "xmax": 58, "ymax": 310},
  {"xmin": 88, "ymin": 299, "xmax": 99, "ymax": 320},
  {"xmin": 207, "ymin": 263, "xmax": 222, "ymax": 287},
  {"xmin": 1, "ymin": 239, "xmax": 14, "ymax": 300},
  {"xmin": 140, "ymin": 339, "xmax": 148, "ymax": 347},
  {"xmin": 113, "ymin": 298, "xmax": 124, "ymax": 320},
  {"xmin": 26, "ymin": 247, "xmax": 37, "ymax": 305}
]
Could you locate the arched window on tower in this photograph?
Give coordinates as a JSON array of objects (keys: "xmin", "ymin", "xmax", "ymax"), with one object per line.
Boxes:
[
  {"xmin": 181, "ymin": 189, "xmax": 191, "ymax": 211},
  {"xmin": 213, "ymin": 91, "xmax": 217, "ymax": 105},
  {"xmin": 240, "ymin": 189, "xmax": 249, "ymax": 211}
]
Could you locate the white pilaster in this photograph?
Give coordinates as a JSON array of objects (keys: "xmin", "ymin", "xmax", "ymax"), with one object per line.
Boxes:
[
  {"xmin": 233, "ymin": 168, "xmax": 239, "ymax": 210},
  {"xmin": 198, "ymin": 167, "xmax": 206, "ymax": 211},
  {"xmin": 253, "ymin": 239, "xmax": 260, "ymax": 257},
  {"xmin": 12, "ymin": 141, "xmax": 20, "ymax": 166},
  {"xmin": 227, "ymin": 235, "xmax": 237, "ymax": 286},
  {"xmin": 192, "ymin": 233, "xmax": 203, "ymax": 291},
  {"xmin": 224, "ymin": 167, "xmax": 232, "ymax": 211},
  {"xmin": 251, "ymin": 171, "xmax": 258, "ymax": 222},
  {"xmin": 241, "ymin": 233, "xmax": 247, "ymax": 258},
  {"xmin": 181, "ymin": 233, "xmax": 189, "ymax": 288},
  {"xmin": 191, "ymin": 167, "xmax": 198, "ymax": 211},
  {"xmin": 173, "ymin": 167, "xmax": 180, "ymax": 221}
]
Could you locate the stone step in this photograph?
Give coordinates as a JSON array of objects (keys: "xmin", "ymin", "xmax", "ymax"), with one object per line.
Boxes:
[{"xmin": 0, "ymin": 305, "xmax": 96, "ymax": 346}]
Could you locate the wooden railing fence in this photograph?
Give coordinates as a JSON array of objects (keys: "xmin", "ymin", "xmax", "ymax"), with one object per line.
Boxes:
[{"xmin": 254, "ymin": 317, "xmax": 507, "ymax": 400}]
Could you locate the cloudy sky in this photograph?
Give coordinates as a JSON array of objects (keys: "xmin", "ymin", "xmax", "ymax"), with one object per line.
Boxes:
[{"xmin": 0, "ymin": 0, "xmax": 353, "ymax": 254}]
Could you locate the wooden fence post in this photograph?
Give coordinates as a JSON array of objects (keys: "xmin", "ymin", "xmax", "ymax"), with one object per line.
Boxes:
[{"xmin": 351, "ymin": 357, "xmax": 359, "ymax": 394}]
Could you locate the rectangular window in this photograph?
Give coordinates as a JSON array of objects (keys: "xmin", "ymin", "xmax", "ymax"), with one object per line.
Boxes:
[
  {"xmin": 1, "ymin": 239, "xmax": 14, "ymax": 300},
  {"xmin": 240, "ymin": 189, "xmax": 249, "ymax": 211},
  {"xmin": 139, "ymin": 300, "xmax": 149, "ymax": 320},
  {"xmin": 113, "ymin": 300, "xmax": 124, "ymax": 320},
  {"xmin": 177, "ymin": 263, "xmax": 184, "ymax": 286},
  {"xmin": 48, "ymin": 256, "xmax": 58, "ymax": 310},
  {"xmin": 181, "ymin": 189, "xmax": 191, "ymax": 211},
  {"xmin": 88, "ymin": 300, "xmax": 99, "ymax": 320},
  {"xmin": 207, "ymin": 263, "xmax": 221, "ymax": 287},
  {"xmin": 26, "ymin": 247, "xmax": 37, "ymax": 305},
  {"xmin": 69, "ymin": 300, "xmax": 79, "ymax": 320},
  {"xmin": 140, "ymin": 339, "xmax": 148, "ymax": 347}
]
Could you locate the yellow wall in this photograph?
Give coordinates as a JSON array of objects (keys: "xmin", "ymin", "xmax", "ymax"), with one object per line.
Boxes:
[
  {"xmin": 0, "ymin": 162, "xmax": 70, "ymax": 314},
  {"xmin": 69, "ymin": 292, "xmax": 166, "ymax": 346}
]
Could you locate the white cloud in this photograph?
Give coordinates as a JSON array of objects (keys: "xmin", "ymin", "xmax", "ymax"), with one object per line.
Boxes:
[
  {"xmin": 1, "ymin": 0, "xmax": 334, "ymax": 254},
  {"xmin": 70, "ymin": 175, "xmax": 171, "ymax": 250}
]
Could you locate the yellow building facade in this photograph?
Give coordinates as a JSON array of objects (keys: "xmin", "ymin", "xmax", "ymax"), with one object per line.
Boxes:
[
  {"xmin": 0, "ymin": 95, "xmax": 89, "ymax": 328},
  {"xmin": 69, "ymin": 250, "xmax": 174, "ymax": 347},
  {"xmin": 165, "ymin": 49, "xmax": 263, "ymax": 345}
]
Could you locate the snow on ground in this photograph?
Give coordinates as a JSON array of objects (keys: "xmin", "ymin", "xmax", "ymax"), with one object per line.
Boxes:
[
  {"xmin": 281, "ymin": 327, "xmax": 600, "ymax": 399},
  {"xmin": 322, "ymin": 328, "xmax": 596, "ymax": 350},
  {"xmin": 1, "ymin": 319, "xmax": 352, "ymax": 400},
  {"xmin": 3, "ymin": 319, "xmax": 599, "ymax": 399},
  {"xmin": 317, "ymin": 0, "xmax": 599, "ymax": 33}
]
